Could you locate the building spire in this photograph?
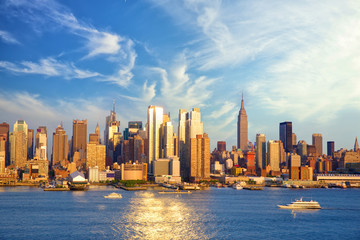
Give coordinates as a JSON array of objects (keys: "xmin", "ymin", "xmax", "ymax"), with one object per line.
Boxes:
[
  {"xmin": 355, "ymin": 137, "xmax": 359, "ymax": 152},
  {"xmin": 113, "ymin": 99, "xmax": 115, "ymax": 113},
  {"xmin": 241, "ymin": 91, "xmax": 245, "ymax": 110}
]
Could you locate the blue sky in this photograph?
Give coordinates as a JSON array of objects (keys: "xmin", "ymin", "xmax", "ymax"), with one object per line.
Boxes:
[{"xmin": 0, "ymin": 0, "xmax": 360, "ymax": 151}]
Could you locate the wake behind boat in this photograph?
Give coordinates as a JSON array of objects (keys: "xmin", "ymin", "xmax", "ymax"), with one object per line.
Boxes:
[{"xmin": 278, "ymin": 197, "xmax": 321, "ymax": 209}]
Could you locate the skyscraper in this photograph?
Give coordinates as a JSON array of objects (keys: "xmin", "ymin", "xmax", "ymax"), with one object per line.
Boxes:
[
  {"xmin": 178, "ymin": 109, "xmax": 187, "ymax": 163},
  {"xmin": 279, "ymin": 121, "xmax": 292, "ymax": 152},
  {"xmin": 237, "ymin": 94, "xmax": 248, "ymax": 151},
  {"xmin": 312, "ymin": 133, "xmax": 323, "ymax": 157},
  {"xmin": 327, "ymin": 141, "xmax": 334, "ymax": 157},
  {"xmin": 267, "ymin": 140, "xmax": 280, "ymax": 172},
  {"xmin": 0, "ymin": 122, "xmax": 9, "ymax": 166},
  {"xmin": 11, "ymin": 120, "xmax": 28, "ymax": 168},
  {"xmin": 86, "ymin": 125, "xmax": 106, "ymax": 171},
  {"xmin": 255, "ymin": 134, "xmax": 266, "ymax": 169},
  {"xmin": 35, "ymin": 126, "xmax": 47, "ymax": 160},
  {"xmin": 182, "ymin": 108, "xmax": 206, "ymax": 181},
  {"xmin": 52, "ymin": 124, "xmax": 69, "ymax": 166},
  {"xmin": 217, "ymin": 141, "xmax": 226, "ymax": 152},
  {"xmin": 189, "ymin": 133, "xmax": 210, "ymax": 182},
  {"xmin": 147, "ymin": 105, "xmax": 163, "ymax": 172},
  {"xmin": 292, "ymin": 133, "xmax": 297, "ymax": 146},
  {"xmin": 72, "ymin": 119, "xmax": 87, "ymax": 159},
  {"xmin": 104, "ymin": 101, "xmax": 121, "ymax": 163},
  {"xmin": 163, "ymin": 121, "xmax": 174, "ymax": 158},
  {"xmin": 27, "ymin": 129, "xmax": 34, "ymax": 160}
]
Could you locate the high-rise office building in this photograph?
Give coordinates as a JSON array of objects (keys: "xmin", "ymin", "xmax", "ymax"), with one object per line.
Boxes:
[
  {"xmin": 11, "ymin": 120, "xmax": 28, "ymax": 168},
  {"xmin": 147, "ymin": 105, "xmax": 163, "ymax": 172},
  {"xmin": 279, "ymin": 121, "xmax": 292, "ymax": 152},
  {"xmin": 72, "ymin": 119, "xmax": 87, "ymax": 159},
  {"xmin": 292, "ymin": 133, "xmax": 297, "ymax": 146},
  {"xmin": 0, "ymin": 122, "xmax": 9, "ymax": 166},
  {"xmin": 217, "ymin": 141, "xmax": 226, "ymax": 152},
  {"xmin": 27, "ymin": 129, "xmax": 34, "ymax": 160},
  {"xmin": 35, "ymin": 126, "xmax": 47, "ymax": 160},
  {"xmin": 86, "ymin": 125, "xmax": 106, "ymax": 171},
  {"xmin": 237, "ymin": 95, "xmax": 248, "ymax": 151},
  {"xmin": 255, "ymin": 134, "xmax": 266, "ymax": 169},
  {"xmin": 178, "ymin": 109, "xmax": 187, "ymax": 163},
  {"xmin": 104, "ymin": 101, "xmax": 121, "ymax": 162},
  {"xmin": 327, "ymin": 141, "xmax": 335, "ymax": 157},
  {"xmin": 189, "ymin": 133, "xmax": 210, "ymax": 182},
  {"xmin": 52, "ymin": 124, "xmax": 69, "ymax": 166},
  {"xmin": 297, "ymin": 140, "xmax": 307, "ymax": 158},
  {"xmin": 163, "ymin": 121, "xmax": 174, "ymax": 158},
  {"xmin": 312, "ymin": 133, "xmax": 323, "ymax": 157},
  {"xmin": 182, "ymin": 108, "xmax": 206, "ymax": 181},
  {"xmin": 267, "ymin": 140, "xmax": 280, "ymax": 172},
  {"xmin": 0, "ymin": 151, "xmax": 5, "ymax": 173}
]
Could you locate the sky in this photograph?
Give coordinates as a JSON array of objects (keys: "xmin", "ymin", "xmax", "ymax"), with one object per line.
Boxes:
[{"xmin": 0, "ymin": 0, "xmax": 360, "ymax": 152}]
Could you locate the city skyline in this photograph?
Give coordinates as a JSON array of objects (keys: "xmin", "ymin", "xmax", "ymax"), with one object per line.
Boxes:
[{"xmin": 1, "ymin": 0, "xmax": 360, "ymax": 151}]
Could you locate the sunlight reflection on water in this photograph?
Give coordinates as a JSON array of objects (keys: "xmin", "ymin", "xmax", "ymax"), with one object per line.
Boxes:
[{"xmin": 112, "ymin": 191, "xmax": 213, "ymax": 239}]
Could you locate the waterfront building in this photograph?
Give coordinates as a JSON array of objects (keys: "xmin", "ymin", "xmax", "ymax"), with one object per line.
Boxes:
[
  {"xmin": 120, "ymin": 161, "xmax": 147, "ymax": 181},
  {"xmin": 72, "ymin": 119, "xmax": 87, "ymax": 159},
  {"xmin": 312, "ymin": 133, "xmax": 323, "ymax": 157},
  {"xmin": 88, "ymin": 166, "xmax": 99, "ymax": 182},
  {"xmin": 52, "ymin": 124, "xmax": 69, "ymax": 167},
  {"xmin": 35, "ymin": 126, "xmax": 47, "ymax": 160},
  {"xmin": 255, "ymin": 134, "xmax": 266, "ymax": 169},
  {"xmin": 279, "ymin": 122, "xmax": 292, "ymax": 152},
  {"xmin": 327, "ymin": 141, "xmax": 335, "ymax": 157},
  {"xmin": 237, "ymin": 94, "xmax": 248, "ymax": 151},
  {"xmin": 27, "ymin": 129, "xmax": 34, "ymax": 160},
  {"xmin": 0, "ymin": 122, "xmax": 10, "ymax": 166},
  {"xmin": 217, "ymin": 141, "xmax": 226, "ymax": 152},
  {"xmin": 11, "ymin": 120, "xmax": 28, "ymax": 168},
  {"xmin": 25, "ymin": 157, "xmax": 49, "ymax": 181},
  {"xmin": 267, "ymin": 140, "xmax": 280, "ymax": 172},
  {"xmin": 0, "ymin": 151, "xmax": 5, "ymax": 173},
  {"xmin": 147, "ymin": 105, "xmax": 163, "ymax": 172}
]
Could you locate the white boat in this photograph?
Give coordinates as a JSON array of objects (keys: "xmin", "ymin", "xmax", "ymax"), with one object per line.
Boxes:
[
  {"xmin": 232, "ymin": 184, "xmax": 243, "ymax": 190},
  {"xmin": 278, "ymin": 198, "xmax": 321, "ymax": 209},
  {"xmin": 282, "ymin": 184, "xmax": 291, "ymax": 188},
  {"xmin": 104, "ymin": 192, "xmax": 122, "ymax": 199}
]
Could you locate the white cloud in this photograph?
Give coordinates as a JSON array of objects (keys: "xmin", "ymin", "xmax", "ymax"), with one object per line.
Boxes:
[
  {"xmin": 0, "ymin": 57, "xmax": 100, "ymax": 79},
  {"xmin": 3, "ymin": 0, "xmax": 136, "ymax": 86},
  {"xmin": 0, "ymin": 30, "xmax": 20, "ymax": 44},
  {"xmin": 208, "ymin": 101, "xmax": 236, "ymax": 119}
]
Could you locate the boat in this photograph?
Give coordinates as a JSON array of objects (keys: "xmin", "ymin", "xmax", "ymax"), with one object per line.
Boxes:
[
  {"xmin": 243, "ymin": 186, "xmax": 263, "ymax": 190},
  {"xmin": 282, "ymin": 184, "xmax": 291, "ymax": 188},
  {"xmin": 232, "ymin": 184, "xmax": 243, "ymax": 190},
  {"xmin": 104, "ymin": 192, "xmax": 122, "ymax": 199},
  {"xmin": 278, "ymin": 198, "xmax": 321, "ymax": 209},
  {"xmin": 159, "ymin": 189, "xmax": 192, "ymax": 194}
]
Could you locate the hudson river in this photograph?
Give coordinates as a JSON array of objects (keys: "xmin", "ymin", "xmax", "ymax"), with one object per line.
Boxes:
[{"xmin": 1, "ymin": 186, "xmax": 359, "ymax": 239}]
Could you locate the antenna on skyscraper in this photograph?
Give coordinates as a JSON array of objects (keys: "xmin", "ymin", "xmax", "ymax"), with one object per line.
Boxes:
[
  {"xmin": 113, "ymin": 99, "xmax": 115, "ymax": 113},
  {"xmin": 60, "ymin": 121, "xmax": 63, "ymax": 128}
]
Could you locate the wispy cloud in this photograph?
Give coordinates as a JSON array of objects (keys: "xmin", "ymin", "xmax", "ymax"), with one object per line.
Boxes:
[
  {"xmin": 0, "ymin": 30, "xmax": 20, "ymax": 44},
  {"xmin": 0, "ymin": 57, "xmax": 100, "ymax": 79},
  {"xmin": 3, "ymin": 0, "xmax": 136, "ymax": 86}
]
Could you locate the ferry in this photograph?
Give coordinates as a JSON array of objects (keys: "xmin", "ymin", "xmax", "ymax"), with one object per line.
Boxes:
[
  {"xmin": 104, "ymin": 192, "xmax": 122, "ymax": 199},
  {"xmin": 278, "ymin": 198, "xmax": 321, "ymax": 209},
  {"xmin": 232, "ymin": 183, "xmax": 243, "ymax": 190}
]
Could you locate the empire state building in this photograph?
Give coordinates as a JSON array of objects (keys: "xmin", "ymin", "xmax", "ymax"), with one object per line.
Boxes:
[{"xmin": 237, "ymin": 95, "xmax": 248, "ymax": 151}]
